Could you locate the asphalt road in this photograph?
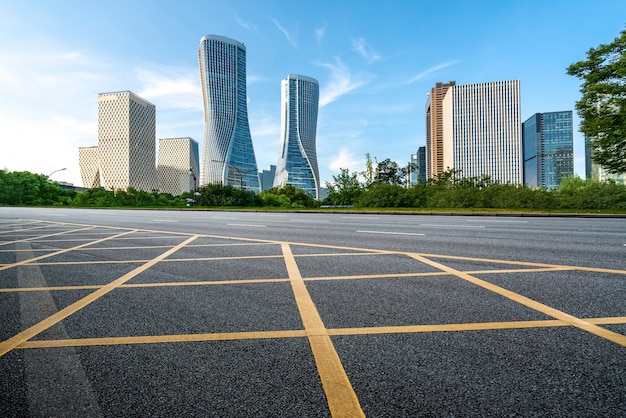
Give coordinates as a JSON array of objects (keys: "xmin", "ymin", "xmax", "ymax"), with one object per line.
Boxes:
[{"xmin": 0, "ymin": 207, "xmax": 625, "ymax": 417}]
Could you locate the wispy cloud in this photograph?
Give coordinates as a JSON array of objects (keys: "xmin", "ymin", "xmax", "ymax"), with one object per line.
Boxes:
[
  {"xmin": 328, "ymin": 148, "xmax": 364, "ymax": 174},
  {"xmin": 316, "ymin": 57, "xmax": 371, "ymax": 107},
  {"xmin": 315, "ymin": 23, "xmax": 328, "ymax": 45},
  {"xmin": 406, "ymin": 60, "xmax": 458, "ymax": 84},
  {"xmin": 136, "ymin": 66, "xmax": 202, "ymax": 111},
  {"xmin": 351, "ymin": 37, "xmax": 381, "ymax": 63},
  {"xmin": 271, "ymin": 17, "xmax": 298, "ymax": 49},
  {"xmin": 234, "ymin": 14, "xmax": 257, "ymax": 31}
]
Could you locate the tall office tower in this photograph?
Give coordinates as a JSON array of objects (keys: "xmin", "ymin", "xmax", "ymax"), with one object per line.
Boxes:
[
  {"xmin": 259, "ymin": 165, "xmax": 276, "ymax": 191},
  {"xmin": 427, "ymin": 80, "xmax": 522, "ymax": 184},
  {"xmin": 98, "ymin": 91, "xmax": 158, "ymax": 191},
  {"xmin": 198, "ymin": 35, "xmax": 260, "ymax": 192},
  {"xmin": 584, "ymin": 136, "xmax": 592, "ymax": 180},
  {"xmin": 157, "ymin": 137, "xmax": 200, "ymax": 195},
  {"xmin": 78, "ymin": 146, "xmax": 101, "ymax": 188},
  {"xmin": 410, "ymin": 147, "xmax": 427, "ymax": 185},
  {"xmin": 416, "ymin": 146, "xmax": 426, "ymax": 183},
  {"xmin": 425, "ymin": 81, "xmax": 455, "ymax": 179},
  {"xmin": 410, "ymin": 153, "xmax": 418, "ymax": 185},
  {"xmin": 273, "ymin": 74, "xmax": 320, "ymax": 199},
  {"xmin": 522, "ymin": 111, "xmax": 574, "ymax": 189}
]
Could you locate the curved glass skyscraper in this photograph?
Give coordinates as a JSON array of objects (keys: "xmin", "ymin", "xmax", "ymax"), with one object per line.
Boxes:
[
  {"xmin": 198, "ymin": 35, "xmax": 259, "ymax": 192},
  {"xmin": 273, "ymin": 74, "xmax": 320, "ymax": 199}
]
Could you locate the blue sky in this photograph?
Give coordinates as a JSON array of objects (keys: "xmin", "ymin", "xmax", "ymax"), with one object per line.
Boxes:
[{"xmin": 1, "ymin": 0, "xmax": 625, "ymax": 187}]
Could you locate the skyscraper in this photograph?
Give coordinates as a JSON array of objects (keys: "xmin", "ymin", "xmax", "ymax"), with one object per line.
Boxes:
[
  {"xmin": 522, "ymin": 111, "xmax": 574, "ymax": 189},
  {"xmin": 157, "ymin": 137, "xmax": 200, "ymax": 195},
  {"xmin": 97, "ymin": 91, "xmax": 158, "ymax": 191},
  {"xmin": 78, "ymin": 146, "xmax": 101, "ymax": 188},
  {"xmin": 273, "ymin": 74, "xmax": 320, "ymax": 199},
  {"xmin": 425, "ymin": 81, "xmax": 455, "ymax": 179},
  {"xmin": 198, "ymin": 35, "xmax": 260, "ymax": 192},
  {"xmin": 427, "ymin": 80, "xmax": 522, "ymax": 184}
]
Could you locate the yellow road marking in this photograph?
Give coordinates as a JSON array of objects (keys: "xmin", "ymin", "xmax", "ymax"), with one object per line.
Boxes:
[
  {"xmin": 18, "ymin": 330, "xmax": 307, "ymax": 349},
  {"xmin": 0, "ymin": 225, "xmax": 98, "ymax": 247},
  {"xmin": 407, "ymin": 253, "xmax": 626, "ymax": 348},
  {"xmin": 281, "ymin": 242, "xmax": 364, "ymax": 418},
  {"xmin": 0, "ymin": 235, "xmax": 198, "ymax": 357},
  {"xmin": 420, "ymin": 252, "xmax": 626, "ymax": 275},
  {"xmin": 0, "ymin": 223, "xmax": 60, "ymax": 234},
  {"xmin": 12, "ymin": 316, "xmax": 626, "ymax": 349},
  {"xmin": 0, "ymin": 229, "xmax": 136, "ymax": 271}
]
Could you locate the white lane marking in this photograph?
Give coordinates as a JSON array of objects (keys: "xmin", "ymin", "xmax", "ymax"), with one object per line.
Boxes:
[
  {"xmin": 152, "ymin": 219, "xmax": 178, "ymax": 223},
  {"xmin": 357, "ymin": 230, "xmax": 425, "ymax": 236},
  {"xmin": 342, "ymin": 216, "xmax": 380, "ymax": 219},
  {"xmin": 419, "ymin": 224, "xmax": 485, "ymax": 228},
  {"xmin": 465, "ymin": 219, "xmax": 528, "ymax": 223},
  {"xmin": 290, "ymin": 219, "xmax": 331, "ymax": 223},
  {"xmin": 227, "ymin": 223, "xmax": 267, "ymax": 228}
]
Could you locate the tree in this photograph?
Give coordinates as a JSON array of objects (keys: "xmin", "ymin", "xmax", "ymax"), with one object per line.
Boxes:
[
  {"xmin": 374, "ymin": 158, "xmax": 404, "ymax": 185},
  {"xmin": 567, "ymin": 27, "xmax": 626, "ymax": 174},
  {"xmin": 324, "ymin": 168, "xmax": 363, "ymax": 206}
]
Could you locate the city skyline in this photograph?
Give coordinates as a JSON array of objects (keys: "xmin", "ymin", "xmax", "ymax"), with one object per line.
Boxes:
[{"xmin": 2, "ymin": 1, "xmax": 626, "ymax": 187}]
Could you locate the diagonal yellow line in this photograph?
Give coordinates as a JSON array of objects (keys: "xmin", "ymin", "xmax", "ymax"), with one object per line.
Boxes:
[
  {"xmin": 407, "ymin": 253, "xmax": 626, "ymax": 348},
  {"xmin": 418, "ymin": 252, "xmax": 626, "ymax": 275},
  {"xmin": 0, "ymin": 225, "xmax": 98, "ymax": 248},
  {"xmin": 0, "ymin": 234, "xmax": 199, "ymax": 357},
  {"xmin": 281, "ymin": 242, "xmax": 364, "ymax": 418},
  {"xmin": 0, "ymin": 229, "xmax": 136, "ymax": 271}
]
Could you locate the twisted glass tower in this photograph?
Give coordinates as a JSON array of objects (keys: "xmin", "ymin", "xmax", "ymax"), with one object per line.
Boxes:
[
  {"xmin": 273, "ymin": 74, "xmax": 320, "ymax": 199},
  {"xmin": 198, "ymin": 35, "xmax": 259, "ymax": 192}
]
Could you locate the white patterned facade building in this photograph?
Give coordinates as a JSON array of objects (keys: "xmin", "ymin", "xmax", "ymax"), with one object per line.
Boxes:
[
  {"xmin": 273, "ymin": 74, "xmax": 320, "ymax": 199},
  {"xmin": 428, "ymin": 80, "xmax": 522, "ymax": 184},
  {"xmin": 78, "ymin": 146, "xmax": 101, "ymax": 188},
  {"xmin": 157, "ymin": 137, "xmax": 200, "ymax": 195},
  {"xmin": 198, "ymin": 35, "xmax": 260, "ymax": 192},
  {"xmin": 97, "ymin": 91, "xmax": 158, "ymax": 191}
]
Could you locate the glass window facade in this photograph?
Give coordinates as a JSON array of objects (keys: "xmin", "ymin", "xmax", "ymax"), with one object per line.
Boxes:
[
  {"xmin": 198, "ymin": 35, "xmax": 260, "ymax": 192},
  {"xmin": 273, "ymin": 74, "xmax": 320, "ymax": 199},
  {"xmin": 522, "ymin": 111, "xmax": 573, "ymax": 189}
]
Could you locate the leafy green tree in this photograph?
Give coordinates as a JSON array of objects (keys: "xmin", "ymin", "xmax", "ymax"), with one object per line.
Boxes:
[
  {"xmin": 0, "ymin": 170, "xmax": 74, "ymax": 206},
  {"xmin": 374, "ymin": 158, "xmax": 404, "ymax": 185},
  {"xmin": 191, "ymin": 183, "xmax": 258, "ymax": 207},
  {"xmin": 324, "ymin": 168, "xmax": 363, "ymax": 206},
  {"xmin": 567, "ymin": 27, "xmax": 626, "ymax": 174},
  {"xmin": 355, "ymin": 183, "xmax": 408, "ymax": 207},
  {"xmin": 259, "ymin": 185, "xmax": 319, "ymax": 208}
]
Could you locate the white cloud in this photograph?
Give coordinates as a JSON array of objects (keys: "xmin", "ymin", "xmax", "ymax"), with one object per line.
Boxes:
[
  {"xmin": 406, "ymin": 61, "xmax": 458, "ymax": 84},
  {"xmin": 234, "ymin": 14, "xmax": 257, "ymax": 31},
  {"xmin": 351, "ymin": 37, "xmax": 381, "ymax": 63},
  {"xmin": 315, "ymin": 23, "xmax": 328, "ymax": 45},
  {"xmin": 135, "ymin": 67, "xmax": 202, "ymax": 111},
  {"xmin": 317, "ymin": 57, "xmax": 371, "ymax": 107},
  {"xmin": 271, "ymin": 17, "xmax": 298, "ymax": 49},
  {"xmin": 328, "ymin": 148, "xmax": 363, "ymax": 173}
]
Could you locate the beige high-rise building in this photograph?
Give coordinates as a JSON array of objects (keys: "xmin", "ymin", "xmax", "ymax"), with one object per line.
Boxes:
[
  {"xmin": 97, "ymin": 91, "xmax": 157, "ymax": 191},
  {"xmin": 78, "ymin": 146, "xmax": 101, "ymax": 188},
  {"xmin": 157, "ymin": 137, "xmax": 200, "ymax": 195},
  {"xmin": 426, "ymin": 80, "xmax": 522, "ymax": 184},
  {"xmin": 425, "ymin": 81, "xmax": 455, "ymax": 179}
]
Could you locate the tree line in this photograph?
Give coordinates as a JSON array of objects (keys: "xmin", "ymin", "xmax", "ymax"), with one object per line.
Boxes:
[
  {"xmin": 324, "ymin": 166, "xmax": 626, "ymax": 211},
  {"xmin": 1, "ymin": 167, "xmax": 625, "ymax": 211}
]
